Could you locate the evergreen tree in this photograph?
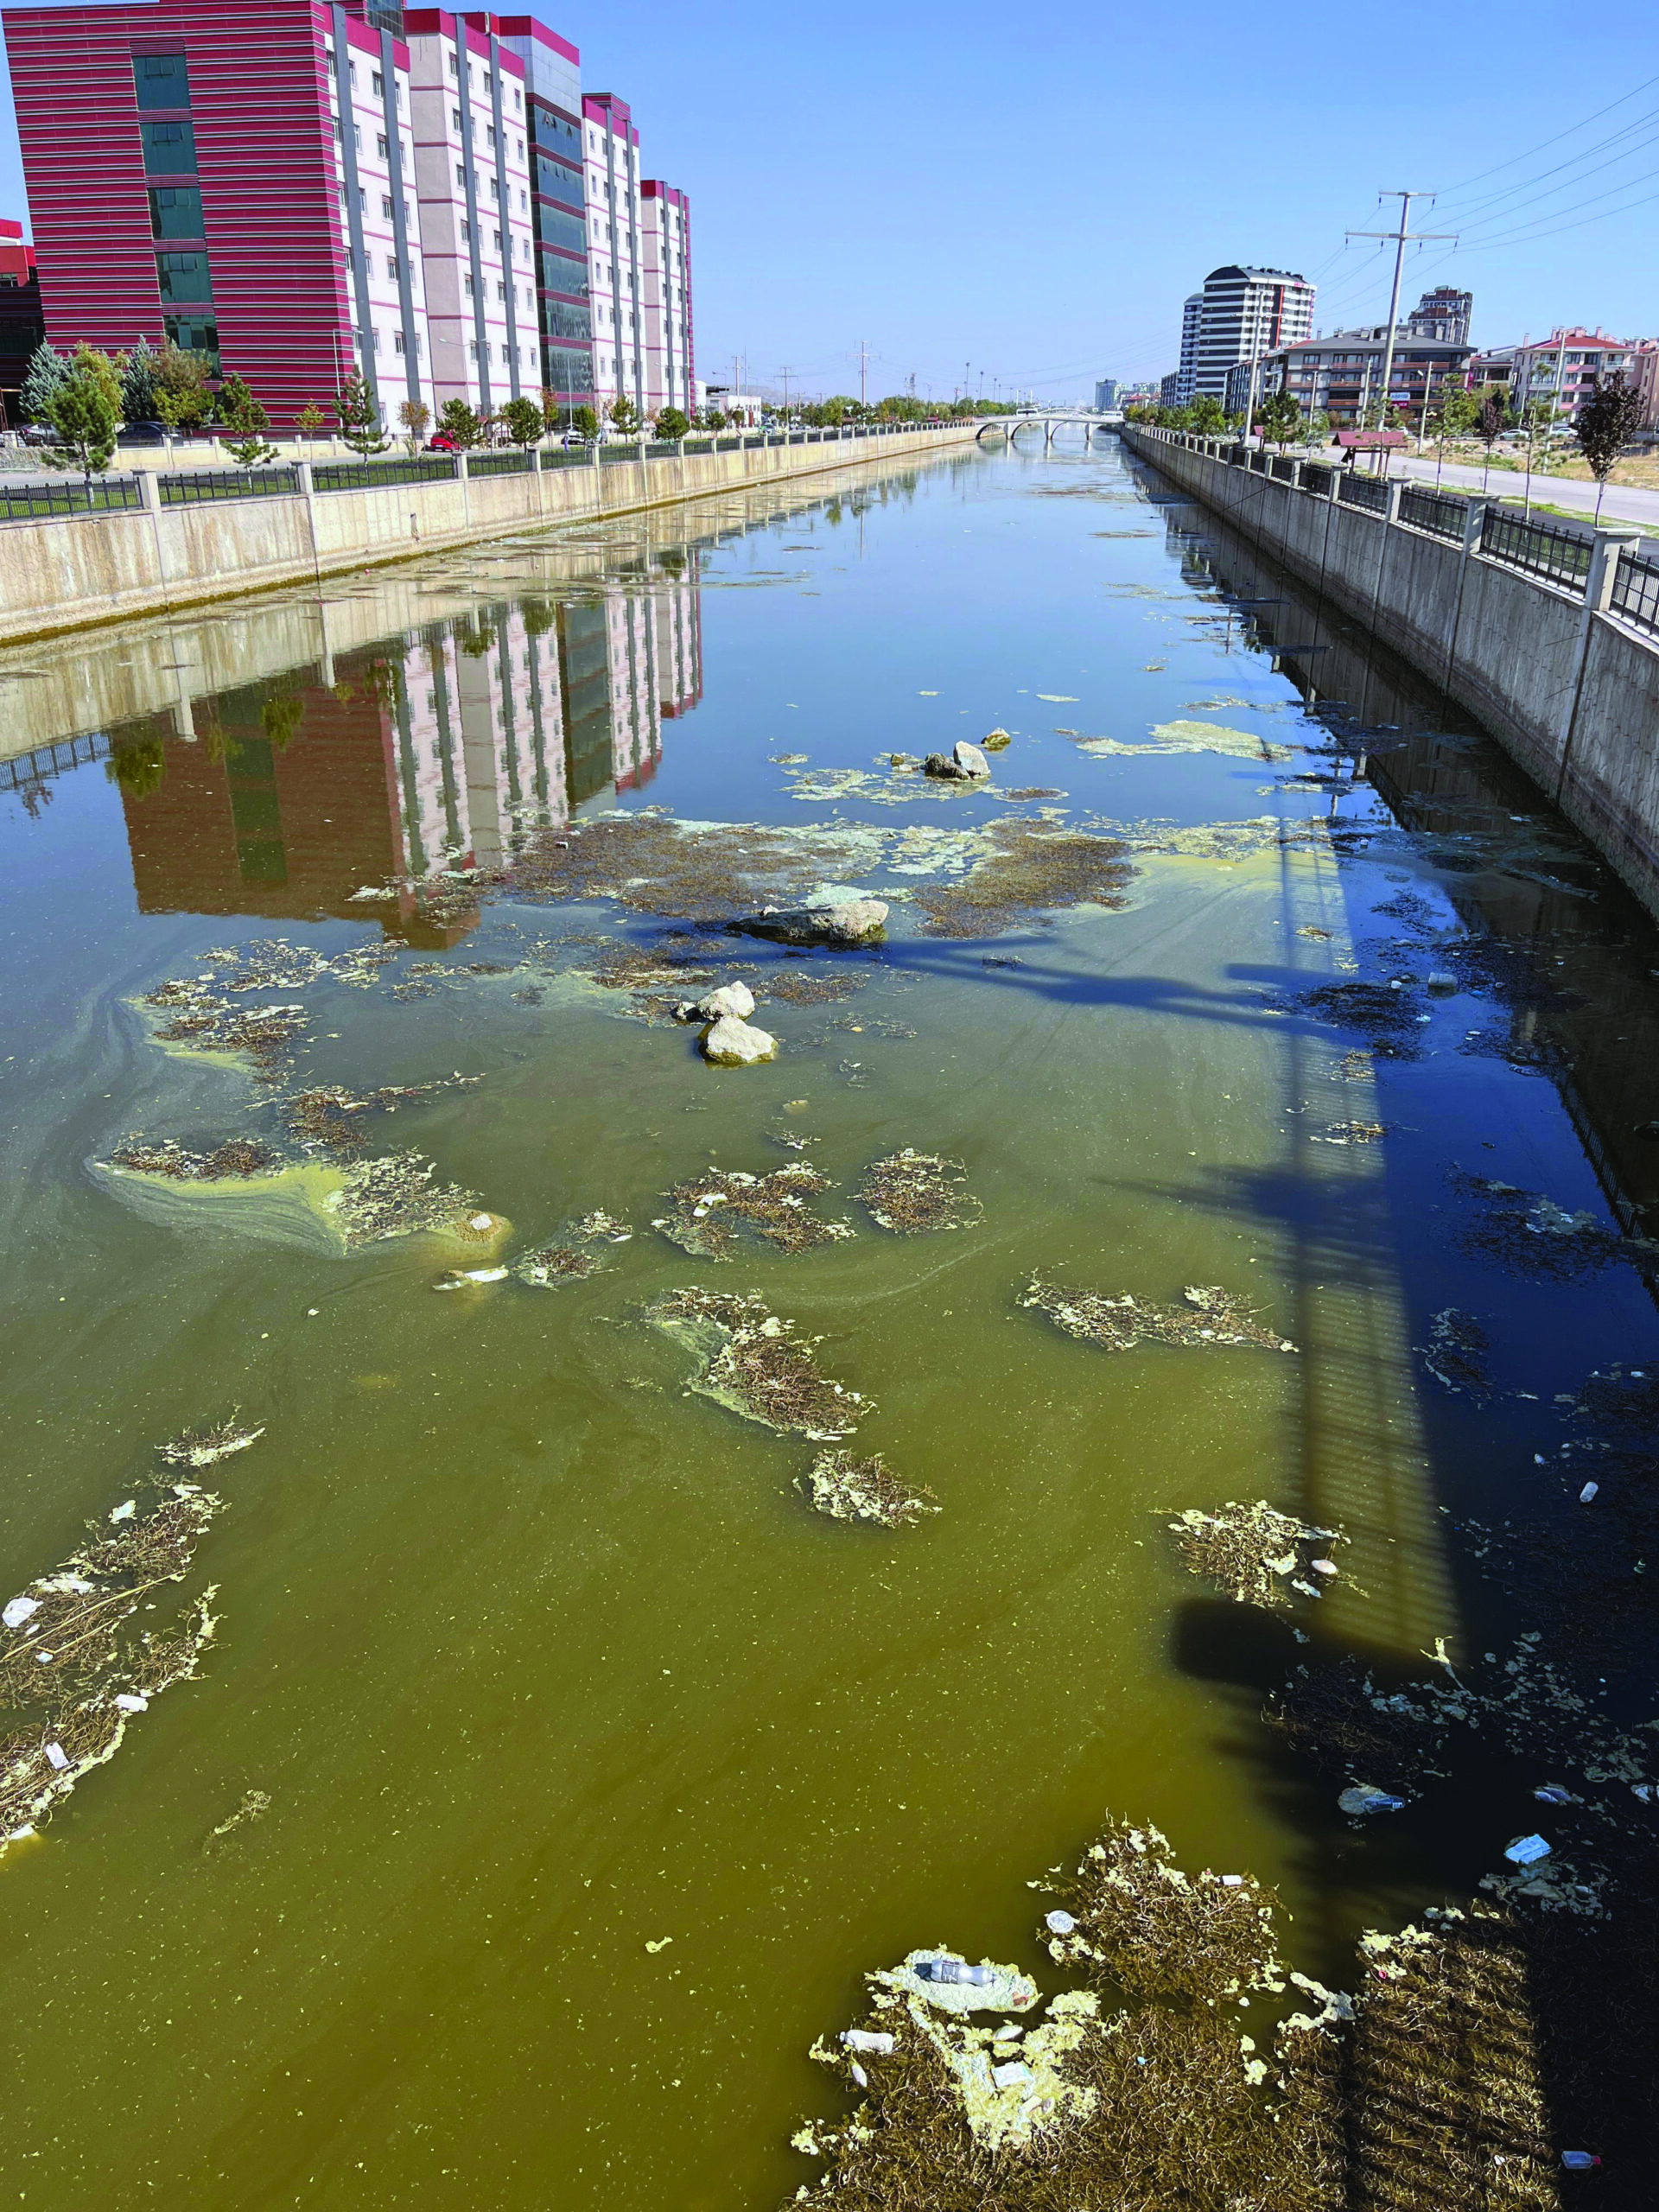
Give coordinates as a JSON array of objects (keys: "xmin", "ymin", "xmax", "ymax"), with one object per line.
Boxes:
[
  {"xmin": 121, "ymin": 337, "xmax": 161, "ymax": 422},
  {"xmin": 653, "ymin": 406, "xmax": 690, "ymax": 441},
  {"xmin": 436, "ymin": 397, "xmax": 481, "ymax": 450},
  {"xmin": 333, "ymin": 370, "xmax": 390, "ymax": 458},
  {"xmin": 39, "ymin": 367, "xmax": 119, "ymax": 484},
  {"xmin": 216, "ymin": 372, "xmax": 278, "ymax": 469},
  {"xmin": 20, "ymin": 340, "xmax": 69, "ymax": 424},
  {"xmin": 500, "ymin": 396, "xmax": 544, "ymax": 451}
]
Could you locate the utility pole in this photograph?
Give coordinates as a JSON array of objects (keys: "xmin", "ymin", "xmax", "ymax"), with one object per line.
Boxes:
[
  {"xmin": 777, "ymin": 363, "xmax": 796, "ymax": 423},
  {"xmin": 856, "ymin": 339, "xmax": 870, "ymax": 410},
  {"xmin": 1347, "ymin": 193, "xmax": 1458, "ymax": 444}
]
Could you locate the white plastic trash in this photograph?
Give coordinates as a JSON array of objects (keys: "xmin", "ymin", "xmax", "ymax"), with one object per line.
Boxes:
[
  {"xmin": 1579, "ymin": 1482, "xmax": 1599, "ymax": 1503},
  {"xmin": 1534, "ymin": 1785, "xmax": 1573, "ymax": 1805},
  {"xmin": 113, "ymin": 1694, "xmax": 149, "ymax": 1713},
  {"xmin": 43, "ymin": 1742, "xmax": 70, "ymax": 1771},
  {"xmin": 1505, "ymin": 1834, "xmax": 1551, "ymax": 1866},
  {"xmin": 1310, "ymin": 1559, "xmax": 1338, "ymax": 1577},
  {"xmin": 1220, "ymin": 1875, "xmax": 1245, "ymax": 1887},
  {"xmin": 992, "ymin": 2061, "xmax": 1032, "ymax": 2091},
  {"xmin": 849, "ymin": 2063, "xmax": 868, "ymax": 2088},
  {"xmin": 842, "ymin": 2031, "xmax": 894, "ymax": 2055},
  {"xmin": 3, "ymin": 1596, "xmax": 41, "ymax": 1630},
  {"xmin": 1045, "ymin": 1910, "xmax": 1077, "ymax": 1936}
]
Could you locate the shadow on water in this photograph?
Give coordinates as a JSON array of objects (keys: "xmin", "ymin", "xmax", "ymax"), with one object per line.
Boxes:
[{"xmin": 1126, "ymin": 436, "xmax": 1659, "ymax": 2191}]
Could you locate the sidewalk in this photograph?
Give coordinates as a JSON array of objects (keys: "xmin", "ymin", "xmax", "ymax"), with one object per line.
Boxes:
[{"xmin": 1386, "ymin": 453, "xmax": 1659, "ymax": 532}]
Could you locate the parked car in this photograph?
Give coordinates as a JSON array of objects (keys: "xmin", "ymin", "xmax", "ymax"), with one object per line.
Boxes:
[
  {"xmin": 21, "ymin": 421, "xmax": 66, "ymax": 446},
  {"xmin": 118, "ymin": 420, "xmax": 171, "ymax": 445},
  {"xmin": 425, "ymin": 430, "xmax": 459, "ymax": 453}
]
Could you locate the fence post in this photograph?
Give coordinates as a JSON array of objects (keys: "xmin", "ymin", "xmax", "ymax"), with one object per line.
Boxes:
[
  {"xmin": 1383, "ymin": 480, "xmax": 1405, "ymax": 527},
  {"xmin": 1287, "ymin": 461, "xmax": 1303, "ymax": 490},
  {"xmin": 131, "ymin": 467, "xmax": 173, "ymax": 599},
  {"xmin": 294, "ymin": 459, "xmax": 323, "ymax": 587},
  {"xmin": 1557, "ymin": 528, "xmax": 1643, "ymax": 803}
]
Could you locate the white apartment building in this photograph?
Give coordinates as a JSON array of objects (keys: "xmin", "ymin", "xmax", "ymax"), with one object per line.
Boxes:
[
  {"xmin": 1182, "ymin": 264, "xmax": 1314, "ymax": 403},
  {"xmin": 639, "ymin": 181, "xmax": 693, "ymax": 416},
  {"xmin": 324, "ymin": 21, "xmax": 434, "ymax": 418},
  {"xmin": 582, "ymin": 91, "xmax": 643, "ymax": 417},
  {"xmin": 1510, "ymin": 328, "xmax": 1642, "ymax": 425}
]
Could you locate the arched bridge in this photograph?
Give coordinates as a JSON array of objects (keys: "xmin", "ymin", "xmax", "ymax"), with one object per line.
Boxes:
[{"xmin": 975, "ymin": 410, "xmax": 1123, "ymax": 447}]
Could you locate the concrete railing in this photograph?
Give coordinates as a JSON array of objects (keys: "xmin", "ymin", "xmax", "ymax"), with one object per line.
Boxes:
[
  {"xmin": 1122, "ymin": 423, "xmax": 1659, "ymax": 921},
  {"xmin": 0, "ymin": 421, "xmax": 977, "ymax": 645}
]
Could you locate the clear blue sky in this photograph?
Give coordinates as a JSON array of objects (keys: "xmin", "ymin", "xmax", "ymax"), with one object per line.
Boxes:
[{"xmin": 3, "ymin": 1, "xmax": 1656, "ymax": 400}]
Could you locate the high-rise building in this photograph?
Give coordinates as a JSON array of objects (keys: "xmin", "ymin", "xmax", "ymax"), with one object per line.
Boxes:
[
  {"xmin": 1408, "ymin": 287, "xmax": 1472, "ymax": 345},
  {"xmin": 1093, "ymin": 377, "xmax": 1119, "ymax": 410},
  {"xmin": 1181, "ymin": 264, "xmax": 1315, "ymax": 402},
  {"xmin": 0, "ymin": 1, "xmax": 690, "ymax": 428}
]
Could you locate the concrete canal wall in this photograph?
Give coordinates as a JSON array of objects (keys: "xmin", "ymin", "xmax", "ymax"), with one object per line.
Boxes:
[
  {"xmin": 1121, "ymin": 425, "xmax": 1659, "ymax": 919},
  {"xmin": 0, "ymin": 423, "xmax": 976, "ymax": 646}
]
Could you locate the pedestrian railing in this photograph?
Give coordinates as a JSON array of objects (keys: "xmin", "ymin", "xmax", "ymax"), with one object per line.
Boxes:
[
  {"xmin": 1478, "ymin": 508, "xmax": 1592, "ymax": 593},
  {"xmin": 715, "ymin": 435, "xmax": 742, "ymax": 452},
  {"xmin": 1269, "ymin": 454, "xmax": 1297, "ymax": 482},
  {"xmin": 1397, "ymin": 485, "xmax": 1467, "ymax": 541},
  {"xmin": 159, "ymin": 465, "xmax": 302, "ymax": 504},
  {"xmin": 599, "ymin": 443, "xmax": 639, "ymax": 465},
  {"xmin": 645, "ymin": 440, "xmax": 681, "ymax": 459},
  {"xmin": 0, "ymin": 476, "xmax": 143, "ymax": 520},
  {"xmin": 468, "ymin": 450, "xmax": 533, "ymax": 478},
  {"xmin": 313, "ymin": 454, "xmax": 457, "ymax": 493},
  {"xmin": 1338, "ymin": 473, "xmax": 1389, "ymax": 513},
  {"xmin": 1610, "ymin": 550, "xmax": 1659, "ymax": 638},
  {"xmin": 539, "ymin": 446, "xmax": 591, "ymax": 468},
  {"xmin": 1300, "ymin": 462, "xmax": 1334, "ymax": 498}
]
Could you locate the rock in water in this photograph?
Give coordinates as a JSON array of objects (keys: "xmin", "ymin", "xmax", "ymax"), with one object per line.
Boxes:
[
  {"xmin": 702, "ymin": 1014, "xmax": 779, "ymax": 1066},
  {"xmin": 981, "ymin": 727, "xmax": 1012, "ymax": 751},
  {"xmin": 698, "ymin": 981, "xmax": 755, "ymax": 1020},
  {"xmin": 731, "ymin": 899, "xmax": 887, "ymax": 948},
  {"xmin": 952, "ymin": 740, "xmax": 991, "ymax": 779}
]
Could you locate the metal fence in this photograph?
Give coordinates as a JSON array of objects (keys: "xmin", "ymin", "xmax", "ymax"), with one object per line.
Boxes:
[
  {"xmin": 1269, "ymin": 454, "xmax": 1297, "ymax": 482},
  {"xmin": 1610, "ymin": 550, "xmax": 1659, "ymax": 637},
  {"xmin": 538, "ymin": 446, "xmax": 591, "ymax": 469},
  {"xmin": 312, "ymin": 454, "xmax": 457, "ymax": 494},
  {"xmin": 1479, "ymin": 507, "xmax": 1593, "ymax": 592},
  {"xmin": 0, "ymin": 476, "xmax": 143, "ymax": 520},
  {"xmin": 1300, "ymin": 462, "xmax": 1334, "ymax": 498},
  {"xmin": 467, "ymin": 450, "xmax": 532, "ymax": 479},
  {"xmin": 159, "ymin": 465, "xmax": 300, "ymax": 505},
  {"xmin": 645, "ymin": 439, "xmax": 681, "ymax": 460},
  {"xmin": 1338, "ymin": 472, "xmax": 1389, "ymax": 513},
  {"xmin": 599, "ymin": 443, "xmax": 639, "ymax": 466},
  {"xmin": 1398, "ymin": 485, "xmax": 1467, "ymax": 541}
]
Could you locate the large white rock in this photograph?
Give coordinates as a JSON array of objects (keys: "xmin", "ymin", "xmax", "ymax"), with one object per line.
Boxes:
[
  {"xmin": 697, "ymin": 981, "xmax": 755, "ymax": 1020},
  {"xmin": 734, "ymin": 899, "xmax": 887, "ymax": 947},
  {"xmin": 702, "ymin": 1014, "xmax": 779, "ymax": 1065},
  {"xmin": 952, "ymin": 740, "xmax": 991, "ymax": 779}
]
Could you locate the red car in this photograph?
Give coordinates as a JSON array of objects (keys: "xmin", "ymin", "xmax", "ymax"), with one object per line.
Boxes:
[{"xmin": 425, "ymin": 430, "xmax": 460, "ymax": 453}]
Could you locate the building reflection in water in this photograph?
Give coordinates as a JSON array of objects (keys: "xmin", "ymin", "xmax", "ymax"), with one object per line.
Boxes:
[{"xmin": 103, "ymin": 553, "xmax": 702, "ymax": 947}]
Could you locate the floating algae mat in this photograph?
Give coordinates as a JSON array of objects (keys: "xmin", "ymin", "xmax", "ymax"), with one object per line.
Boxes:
[
  {"xmin": 912, "ymin": 819, "xmax": 1135, "ymax": 938},
  {"xmin": 1166, "ymin": 1500, "xmax": 1347, "ymax": 1611},
  {"xmin": 855, "ymin": 1149, "xmax": 979, "ymax": 1235},
  {"xmin": 802, "ymin": 1452, "xmax": 938, "ymax": 1529},
  {"xmin": 652, "ymin": 1162, "xmax": 855, "ymax": 1259}
]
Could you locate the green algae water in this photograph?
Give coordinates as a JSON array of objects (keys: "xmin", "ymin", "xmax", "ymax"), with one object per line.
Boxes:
[{"xmin": 3, "ymin": 437, "xmax": 1658, "ymax": 2207}]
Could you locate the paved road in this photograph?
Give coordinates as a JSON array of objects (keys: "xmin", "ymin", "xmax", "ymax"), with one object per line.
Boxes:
[{"xmin": 1386, "ymin": 453, "xmax": 1659, "ymax": 532}]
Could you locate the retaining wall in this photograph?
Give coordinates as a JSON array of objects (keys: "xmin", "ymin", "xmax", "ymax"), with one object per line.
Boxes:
[
  {"xmin": 1122, "ymin": 427, "xmax": 1659, "ymax": 918},
  {"xmin": 0, "ymin": 425, "xmax": 976, "ymax": 645}
]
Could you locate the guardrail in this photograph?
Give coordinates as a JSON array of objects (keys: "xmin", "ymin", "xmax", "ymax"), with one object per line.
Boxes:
[
  {"xmin": 0, "ymin": 477, "xmax": 143, "ymax": 520},
  {"xmin": 158, "ymin": 464, "xmax": 302, "ymax": 504},
  {"xmin": 313, "ymin": 454, "xmax": 458, "ymax": 494},
  {"xmin": 1128, "ymin": 423, "xmax": 1656, "ymax": 638}
]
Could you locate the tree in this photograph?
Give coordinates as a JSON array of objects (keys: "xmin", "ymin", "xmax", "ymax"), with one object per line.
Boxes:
[
  {"xmin": 296, "ymin": 402, "xmax": 327, "ymax": 446},
  {"xmin": 607, "ymin": 393, "xmax": 639, "ymax": 435},
  {"xmin": 69, "ymin": 345, "xmax": 124, "ymax": 416},
  {"xmin": 436, "ymin": 397, "xmax": 481, "ymax": 450},
  {"xmin": 1518, "ymin": 397, "xmax": 1557, "ymax": 519},
  {"xmin": 653, "ymin": 405, "xmax": 690, "ymax": 441},
  {"xmin": 1574, "ymin": 372, "xmax": 1643, "ymax": 523},
  {"xmin": 41, "ymin": 366, "xmax": 119, "ymax": 485},
  {"xmin": 121, "ymin": 337, "xmax": 161, "ymax": 423},
  {"xmin": 1189, "ymin": 392, "xmax": 1226, "ymax": 436},
  {"xmin": 500, "ymin": 395, "xmax": 545, "ymax": 451},
  {"xmin": 20, "ymin": 339, "xmax": 68, "ymax": 424},
  {"xmin": 152, "ymin": 340, "xmax": 213, "ymax": 437},
  {"xmin": 1430, "ymin": 380, "xmax": 1478, "ymax": 488},
  {"xmin": 333, "ymin": 369, "xmax": 390, "ymax": 458},
  {"xmin": 1258, "ymin": 389, "xmax": 1302, "ymax": 448},
  {"xmin": 571, "ymin": 404, "xmax": 599, "ymax": 442},
  {"xmin": 397, "ymin": 397, "xmax": 431, "ymax": 455},
  {"xmin": 1473, "ymin": 385, "xmax": 1510, "ymax": 493},
  {"xmin": 214, "ymin": 372, "xmax": 278, "ymax": 468}
]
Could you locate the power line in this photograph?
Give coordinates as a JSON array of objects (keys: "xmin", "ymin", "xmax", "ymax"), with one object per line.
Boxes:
[{"xmin": 1432, "ymin": 71, "xmax": 1659, "ymax": 197}]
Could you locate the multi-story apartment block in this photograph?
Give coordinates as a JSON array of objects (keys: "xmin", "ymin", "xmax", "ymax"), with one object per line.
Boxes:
[
  {"xmin": 1172, "ymin": 293, "xmax": 1202, "ymax": 405},
  {"xmin": 1510, "ymin": 328, "xmax": 1641, "ymax": 425},
  {"xmin": 1257, "ymin": 326, "xmax": 1473, "ymax": 428},
  {"xmin": 1408, "ymin": 287, "xmax": 1472, "ymax": 345},
  {"xmin": 0, "ymin": 0, "xmax": 686, "ymax": 429},
  {"xmin": 1184, "ymin": 264, "xmax": 1314, "ymax": 403},
  {"xmin": 639, "ymin": 181, "xmax": 692, "ymax": 417},
  {"xmin": 1631, "ymin": 341, "xmax": 1659, "ymax": 433},
  {"xmin": 1092, "ymin": 378, "xmax": 1119, "ymax": 410}
]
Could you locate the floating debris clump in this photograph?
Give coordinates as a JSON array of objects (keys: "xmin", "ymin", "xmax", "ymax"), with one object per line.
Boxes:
[
  {"xmin": 914, "ymin": 821, "xmax": 1135, "ymax": 938},
  {"xmin": 802, "ymin": 1452, "xmax": 938, "ymax": 1528},
  {"xmin": 0, "ymin": 1474, "xmax": 232, "ymax": 1852},
  {"xmin": 280, "ymin": 1076, "xmax": 480, "ymax": 1157},
  {"xmin": 653, "ymin": 1163, "xmax": 855, "ymax": 1260},
  {"xmin": 1020, "ymin": 1279, "xmax": 1296, "ymax": 1355},
  {"xmin": 1167, "ymin": 1501, "xmax": 1346, "ymax": 1611},
  {"xmin": 511, "ymin": 1211, "xmax": 633, "ymax": 1287},
  {"xmin": 325, "ymin": 1151, "xmax": 496, "ymax": 1249},
  {"xmin": 509, "ymin": 812, "xmax": 837, "ymax": 923},
  {"xmin": 158, "ymin": 1415, "xmax": 265, "ymax": 1468},
  {"xmin": 109, "ymin": 1135, "xmax": 280, "ymax": 1180},
  {"xmin": 855, "ymin": 1148, "xmax": 980, "ymax": 1236},
  {"xmin": 143, "ymin": 981, "xmax": 308, "ymax": 1082},
  {"xmin": 1420, "ymin": 1306, "xmax": 1492, "ymax": 1396},
  {"xmin": 648, "ymin": 1290, "xmax": 868, "ymax": 1438}
]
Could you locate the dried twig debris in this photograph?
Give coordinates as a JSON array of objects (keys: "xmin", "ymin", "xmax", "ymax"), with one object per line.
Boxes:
[
  {"xmin": 511, "ymin": 1211, "xmax": 633, "ymax": 1287},
  {"xmin": 855, "ymin": 1149, "xmax": 980, "ymax": 1235},
  {"xmin": 158, "ymin": 1415, "xmax": 265, "ymax": 1468},
  {"xmin": 653, "ymin": 1163, "xmax": 855, "ymax": 1260},
  {"xmin": 280, "ymin": 1076, "xmax": 480, "ymax": 1157},
  {"xmin": 324, "ymin": 1151, "xmax": 497, "ymax": 1249},
  {"xmin": 803, "ymin": 1452, "xmax": 938, "ymax": 1528},
  {"xmin": 647, "ymin": 1290, "xmax": 869, "ymax": 1439},
  {"xmin": 1020, "ymin": 1279, "xmax": 1296, "ymax": 1355},
  {"xmin": 1168, "ymin": 1501, "xmax": 1346, "ymax": 1610},
  {"xmin": 914, "ymin": 821, "xmax": 1135, "ymax": 938},
  {"xmin": 109, "ymin": 1135, "xmax": 281, "ymax": 1180}
]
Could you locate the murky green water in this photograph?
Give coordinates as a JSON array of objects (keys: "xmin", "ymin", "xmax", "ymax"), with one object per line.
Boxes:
[{"xmin": 3, "ymin": 439, "xmax": 1657, "ymax": 2208}]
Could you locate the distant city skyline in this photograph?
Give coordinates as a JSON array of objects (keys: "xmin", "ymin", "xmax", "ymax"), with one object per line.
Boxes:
[{"xmin": 2, "ymin": 0, "xmax": 1655, "ymax": 403}]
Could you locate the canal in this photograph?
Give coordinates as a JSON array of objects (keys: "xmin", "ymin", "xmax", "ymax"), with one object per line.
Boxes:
[{"xmin": 0, "ymin": 434, "xmax": 1654, "ymax": 2206}]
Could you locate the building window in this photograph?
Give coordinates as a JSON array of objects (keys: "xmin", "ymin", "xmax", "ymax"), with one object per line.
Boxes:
[
  {"xmin": 394, "ymin": 330, "xmax": 406, "ymax": 354},
  {"xmin": 372, "ymin": 68, "xmax": 384, "ymax": 96},
  {"xmin": 382, "ymin": 194, "xmax": 394, "ymax": 219},
  {"xmin": 468, "ymin": 340, "xmax": 479, "ymax": 360},
  {"xmin": 156, "ymin": 248, "xmax": 212, "ymax": 302},
  {"xmin": 377, "ymin": 133, "xmax": 388, "ymax": 161},
  {"xmin": 452, "ymin": 106, "xmax": 463, "ymax": 132},
  {"xmin": 448, "ymin": 50, "xmax": 458, "ymax": 78},
  {"xmin": 455, "ymin": 163, "xmax": 465, "ymax": 188},
  {"xmin": 464, "ymin": 275, "xmax": 474, "ymax": 298},
  {"xmin": 461, "ymin": 219, "xmax": 471, "ymax": 243},
  {"xmin": 132, "ymin": 50, "xmax": 189, "ymax": 111},
  {"xmin": 140, "ymin": 118, "xmax": 197, "ymax": 174},
  {"xmin": 149, "ymin": 184, "xmax": 204, "ymax": 239},
  {"xmin": 489, "ymin": 175, "xmax": 499, "ymax": 201},
  {"xmin": 493, "ymin": 228, "xmax": 502, "ymax": 252},
  {"xmin": 163, "ymin": 313, "xmax": 218, "ymax": 368},
  {"xmin": 386, "ymin": 255, "xmax": 400, "ymax": 279}
]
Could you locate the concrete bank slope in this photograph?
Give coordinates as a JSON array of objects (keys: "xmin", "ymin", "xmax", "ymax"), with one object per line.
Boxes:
[
  {"xmin": 1122, "ymin": 425, "xmax": 1659, "ymax": 920},
  {"xmin": 0, "ymin": 424, "xmax": 978, "ymax": 646}
]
